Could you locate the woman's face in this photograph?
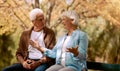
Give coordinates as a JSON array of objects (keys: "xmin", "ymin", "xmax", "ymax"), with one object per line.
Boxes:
[
  {"xmin": 32, "ymin": 13, "xmax": 45, "ymax": 28},
  {"xmin": 61, "ymin": 16, "xmax": 73, "ymax": 30}
]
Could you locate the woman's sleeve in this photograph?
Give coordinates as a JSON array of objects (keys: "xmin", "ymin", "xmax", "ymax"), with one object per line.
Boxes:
[
  {"xmin": 44, "ymin": 38, "xmax": 60, "ymax": 58},
  {"xmin": 73, "ymin": 33, "xmax": 88, "ymax": 60}
]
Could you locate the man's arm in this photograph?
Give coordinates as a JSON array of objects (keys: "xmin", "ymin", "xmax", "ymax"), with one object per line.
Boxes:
[
  {"xmin": 42, "ymin": 29, "xmax": 56, "ymax": 64},
  {"xmin": 16, "ymin": 31, "xmax": 26, "ymax": 64},
  {"xmin": 16, "ymin": 31, "xmax": 32, "ymax": 69},
  {"xmin": 41, "ymin": 28, "xmax": 56, "ymax": 64}
]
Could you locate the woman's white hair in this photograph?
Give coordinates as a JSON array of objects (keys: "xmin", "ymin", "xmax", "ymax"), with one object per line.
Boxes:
[
  {"xmin": 29, "ymin": 8, "xmax": 43, "ymax": 21},
  {"xmin": 61, "ymin": 10, "xmax": 79, "ymax": 25}
]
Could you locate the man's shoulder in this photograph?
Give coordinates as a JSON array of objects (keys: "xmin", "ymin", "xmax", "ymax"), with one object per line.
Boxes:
[
  {"xmin": 21, "ymin": 28, "xmax": 31, "ymax": 35},
  {"xmin": 44, "ymin": 27, "xmax": 55, "ymax": 34}
]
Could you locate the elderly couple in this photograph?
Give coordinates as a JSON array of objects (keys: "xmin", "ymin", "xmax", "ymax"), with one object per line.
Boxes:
[{"xmin": 2, "ymin": 8, "xmax": 88, "ymax": 71}]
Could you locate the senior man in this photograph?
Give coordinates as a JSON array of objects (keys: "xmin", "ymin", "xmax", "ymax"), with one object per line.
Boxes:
[{"xmin": 2, "ymin": 8, "xmax": 56, "ymax": 71}]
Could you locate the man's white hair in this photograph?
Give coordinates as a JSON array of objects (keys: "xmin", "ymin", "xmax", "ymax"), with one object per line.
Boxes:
[
  {"xmin": 61, "ymin": 10, "xmax": 79, "ymax": 25},
  {"xmin": 29, "ymin": 8, "xmax": 43, "ymax": 21}
]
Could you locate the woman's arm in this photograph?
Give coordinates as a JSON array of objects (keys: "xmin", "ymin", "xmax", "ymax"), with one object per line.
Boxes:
[
  {"xmin": 74, "ymin": 33, "xmax": 88, "ymax": 60},
  {"xmin": 29, "ymin": 39, "xmax": 58, "ymax": 58}
]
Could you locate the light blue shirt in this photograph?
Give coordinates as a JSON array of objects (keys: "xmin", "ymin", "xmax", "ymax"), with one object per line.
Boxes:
[{"xmin": 44, "ymin": 29, "xmax": 88, "ymax": 71}]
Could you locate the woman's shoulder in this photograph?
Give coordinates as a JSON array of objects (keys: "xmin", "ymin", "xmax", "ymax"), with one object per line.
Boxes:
[
  {"xmin": 21, "ymin": 29, "xmax": 30, "ymax": 36},
  {"xmin": 74, "ymin": 29, "xmax": 87, "ymax": 37}
]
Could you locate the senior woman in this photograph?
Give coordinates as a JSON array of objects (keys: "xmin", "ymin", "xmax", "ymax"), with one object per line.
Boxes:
[{"xmin": 30, "ymin": 11, "xmax": 88, "ymax": 71}]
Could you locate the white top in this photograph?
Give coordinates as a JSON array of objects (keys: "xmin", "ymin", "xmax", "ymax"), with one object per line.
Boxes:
[
  {"xmin": 61, "ymin": 36, "xmax": 71, "ymax": 67},
  {"xmin": 28, "ymin": 30, "xmax": 46, "ymax": 59}
]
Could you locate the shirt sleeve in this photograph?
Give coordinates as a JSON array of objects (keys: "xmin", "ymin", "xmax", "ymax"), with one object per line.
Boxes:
[
  {"xmin": 43, "ymin": 38, "xmax": 61, "ymax": 58},
  {"xmin": 73, "ymin": 33, "xmax": 88, "ymax": 61}
]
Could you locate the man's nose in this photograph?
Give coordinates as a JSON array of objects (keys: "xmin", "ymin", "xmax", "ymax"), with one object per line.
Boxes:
[{"xmin": 62, "ymin": 21, "xmax": 65, "ymax": 24}]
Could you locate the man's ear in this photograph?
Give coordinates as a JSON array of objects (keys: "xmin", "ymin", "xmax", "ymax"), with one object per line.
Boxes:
[
  {"xmin": 70, "ymin": 18, "xmax": 74, "ymax": 21},
  {"xmin": 32, "ymin": 20, "xmax": 35, "ymax": 23}
]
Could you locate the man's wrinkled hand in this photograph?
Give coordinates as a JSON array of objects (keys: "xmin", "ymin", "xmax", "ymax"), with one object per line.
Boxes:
[
  {"xmin": 22, "ymin": 60, "xmax": 31, "ymax": 69},
  {"xmin": 30, "ymin": 60, "xmax": 40, "ymax": 70},
  {"xmin": 40, "ymin": 57, "xmax": 47, "ymax": 63}
]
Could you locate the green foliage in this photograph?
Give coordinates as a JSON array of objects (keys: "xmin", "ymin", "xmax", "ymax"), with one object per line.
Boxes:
[
  {"xmin": 81, "ymin": 16, "xmax": 120, "ymax": 63},
  {"xmin": 0, "ymin": 35, "xmax": 15, "ymax": 70}
]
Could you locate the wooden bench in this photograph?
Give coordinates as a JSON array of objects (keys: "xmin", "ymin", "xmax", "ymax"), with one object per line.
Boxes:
[{"xmin": 87, "ymin": 61, "xmax": 120, "ymax": 71}]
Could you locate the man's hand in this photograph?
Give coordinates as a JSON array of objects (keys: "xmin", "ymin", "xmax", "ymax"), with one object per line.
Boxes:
[
  {"xmin": 40, "ymin": 56, "xmax": 47, "ymax": 63},
  {"xmin": 30, "ymin": 60, "xmax": 40, "ymax": 70},
  {"xmin": 22, "ymin": 60, "xmax": 32, "ymax": 69},
  {"xmin": 66, "ymin": 45, "xmax": 79, "ymax": 57}
]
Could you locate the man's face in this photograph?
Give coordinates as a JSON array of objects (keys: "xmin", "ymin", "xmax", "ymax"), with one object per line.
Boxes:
[{"xmin": 32, "ymin": 13, "xmax": 45, "ymax": 28}]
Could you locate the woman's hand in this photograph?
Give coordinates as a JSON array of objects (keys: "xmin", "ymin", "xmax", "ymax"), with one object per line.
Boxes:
[
  {"xmin": 29, "ymin": 40, "xmax": 44, "ymax": 52},
  {"xmin": 66, "ymin": 45, "xmax": 79, "ymax": 57},
  {"xmin": 29, "ymin": 40, "xmax": 40, "ymax": 49}
]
